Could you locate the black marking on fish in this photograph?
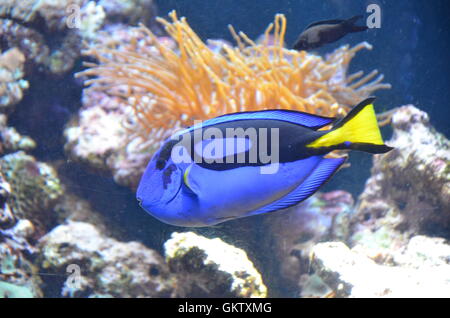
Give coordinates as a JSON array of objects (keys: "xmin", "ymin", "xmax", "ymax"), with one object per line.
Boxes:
[
  {"xmin": 176, "ymin": 119, "xmax": 327, "ymax": 171},
  {"xmin": 162, "ymin": 164, "xmax": 176, "ymax": 189},
  {"xmin": 156, "ymin": 139, "xmax": 178, "ymax": 170}
]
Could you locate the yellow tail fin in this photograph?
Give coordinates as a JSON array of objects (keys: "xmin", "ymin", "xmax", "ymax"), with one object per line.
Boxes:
[{"xmin": 307, "ymin": 98, "xmax": 391, "ymax": 153}]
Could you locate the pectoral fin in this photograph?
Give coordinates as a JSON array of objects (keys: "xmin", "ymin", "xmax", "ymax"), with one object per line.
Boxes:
[{"xmin": 183, "ymin": 164, "xmax": 200, "ymax": 196}]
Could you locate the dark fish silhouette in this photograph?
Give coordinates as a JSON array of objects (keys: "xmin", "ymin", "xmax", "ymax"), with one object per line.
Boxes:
[{"xmin": 293, "ymin": 15, "xmax": 368, "ymax": 51}]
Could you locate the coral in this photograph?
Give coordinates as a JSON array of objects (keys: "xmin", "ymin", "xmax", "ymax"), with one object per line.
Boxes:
[
  {"xmin": 38, "ymin": 221, "xmax": 176, "ymax": 297},
  {"xmin": 0, "ymin": 173, "xmax": 38, "ymax": 299},
  {"xmin": 0, "ymin": 238, "xmax": 43, "ymax": 297},
  {"xmin": 0, "ymin": 281, "xmax": 34, "ymax": 298},
  {"xmin": 0, "ymin": 48, "xmax": 29, "ymax": 112},
  {"xmin": 76, "ymin": 1, "xmax": 106, "ymax": 40},
  {"xmin": 1, "ymin": 219, "xmax": 36, "ymax": 251},
  {"xmin": 81, "ymin": 11, "xmax": 390, "ymax": 142},
  {"xmin": 0, "ymin": 1, "xmax": 81, "ymax": 74},
  {"xmin": 0, "ymin": 18, "xmax": 50, "ymax": 71},
  {"xmin": 0, "ymin": 151, "xmax": 63, "ymax": 236},
  {"xmin": 64, "ymin": 87, "xmax": 153, "ymax": 188},
  {"xmin": 392, "ymin": 235, "xmax": 450, "ymax": 268},
  {"xmin": 0, "ymin": 170, "xmax": 14, "ymax": 227},
  {"xmin": 0, "ymin": 0, "xmax": 86, "ymax": 31},
  {"xmin": 98, "ymin": 0, "xmax": 156, "ymax": 24},
  {"xmin": 69, "ymin": 12, "xmax": 390, "ymax": 188},
  {"xmin": 164, "ymin": 231, "xmax": 267, "ymax": 298},
  {"xmin": 310, "ymin": 236, "xmax": 450, "ymax": 297},
  {"xmin": 0, "ymin": 152, "xmax": 56, "ymax": 299},
  {"xmin": 64, "ymin": 89, "xmax": 130, "ymax": 173},
  {"xmin": 0, "ymin": 114, "xmax": 36, "ymax": 154},
  {"xmin": 351, "ymin": 105, "xmax": 450, "ymax": 258},
  {"xmin": 0, "ymin": 0, "xmax": 157, "ymax": 75},
  {"xmin": 263, "ymin": 191, "xmax": 354, "ymax": 293},
  {"xmin": 0, "ymin": 0, "xmax": 91, "ymax": 74},
  {"xmin": 65, "ymin": 24, "xmax": 175, "ymax": 188}
]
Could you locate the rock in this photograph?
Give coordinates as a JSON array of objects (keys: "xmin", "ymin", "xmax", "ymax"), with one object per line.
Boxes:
[
  {"xmin": 164, "ymin": 231, "xmax": 267, "ymax": 298},
  {"xmin": 306, "ymin": 106, "xmax": 450, "ymax": 297},
  {"xmin": 298, "ymin": 274, "xmax": 332, "ymax": 298},
  {"xmin": 0, "ymin": 0, "xmax": 87, "ymax": 31},
  {"xmin": 64, "ymin": 88, "xmax": 154, "ymax": 189},
  {"xmin": 264, "ymin": 191, "xmax": 354, "ymax": 292},
  {"xmin": 38, "ymin": 221, "xmax": 176, "ymax": 297},
  {"xmin": 64, "ymin": 89, "xmax": 133, "ymax": 174},
  {"xmin": 0, "ymin": 240, "xmax": 43, "ymax": 297},
  {"xmin": 392, "ymin": 235, "xmax": 450, "ymax": 269},
  {"xmin": 0, "ymin": 0, "xmax": 153, "ymax": 75},
  {"xmin": 52, "ymin": 191, "xmax": 113, "ymax": 238},
  {"xmin": 0, "ymin": 152, "xmax": 63, "ymax": 236},
  {"xmin": 0, "ymin": 48, "xmax": 29, "ymax": 112},
  {"xmin": 0, "ymin": 114, "xmax": 36, "ymax": 154},
  {"xmin": 65, "ymin": 25, "xmax": 168, "ymax": 189},
  {"xmin": 98, "ymin": 0, "xmax": 156, "ymax": 25},
  {"xmin": 0, "ymin": 170, "xmax": 14, "ymax": 227},
  {"xmin": 311, "ymin": 239, "xmax": 450, "ymax": 297},
  {"xmin": 0, "ymin": 166, "xmax": 42, "ymax": 298},
  {"xmin": 64, "ymin": 24, "xmax": 174, "ymax": 189},
  {"xmin": 0, "ymin": 6, "xmax": 81, "ymax": 75},
  {"xmin": 0, "ymin": 281, "xmax": 34, "ymax": 298},
  {"xmin": 352, "ymin": 105, "xmax": 450, "ymax": 256},
  {"xmin": 0, "ymin": 219, "xmax": 35, "ymax": 251}
]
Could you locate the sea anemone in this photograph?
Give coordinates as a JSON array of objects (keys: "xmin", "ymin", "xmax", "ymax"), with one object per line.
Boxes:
[{"xmin": 78, "ymin": 10, "xmax": 390, "ymax": 147}]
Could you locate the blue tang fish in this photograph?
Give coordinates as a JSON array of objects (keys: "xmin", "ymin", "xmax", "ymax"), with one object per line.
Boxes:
[{"xmin": 137, "ymin": 97, "xmax": 392, "ymax": 227}]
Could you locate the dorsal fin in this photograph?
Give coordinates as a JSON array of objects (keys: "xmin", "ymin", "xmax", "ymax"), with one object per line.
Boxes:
[
  {"xmin": 304, "ymin": 19, "xmax": 345, "ymax": 30},
  {"xmin": 176, "ymin": 109, "xmax": 335, "ymax": 137}
]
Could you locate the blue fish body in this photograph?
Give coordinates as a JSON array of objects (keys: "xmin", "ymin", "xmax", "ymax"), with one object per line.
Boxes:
[{"xmin": 137, "ymin": 97, "xmax": 392, "ymax": 227}]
